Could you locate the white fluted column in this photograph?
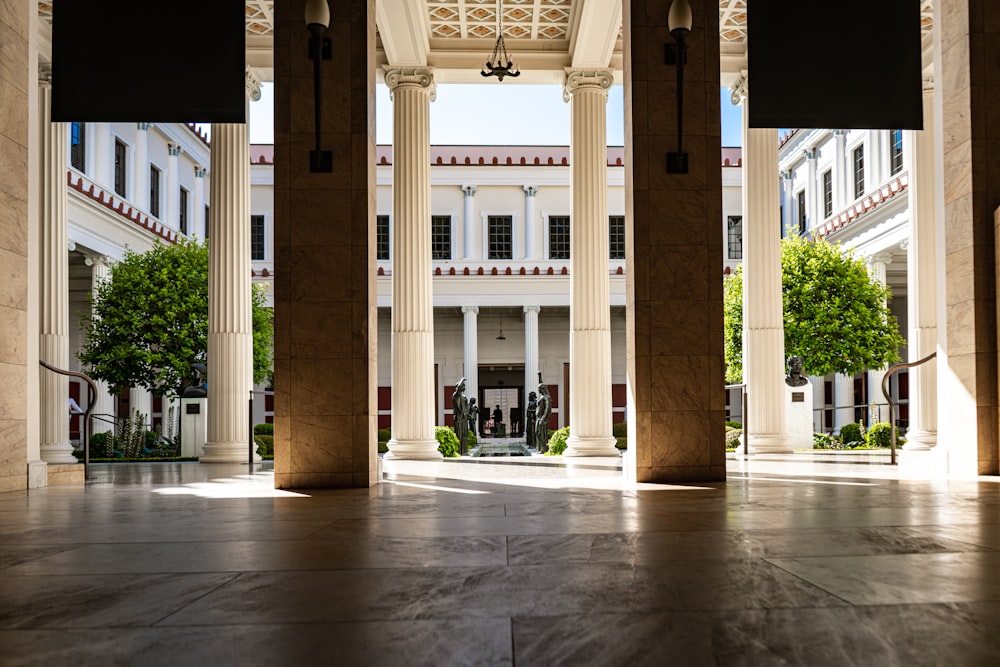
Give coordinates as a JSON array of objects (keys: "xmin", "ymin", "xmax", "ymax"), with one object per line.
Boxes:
[
  {"xmin": 867, "ymin": 130, "xmax": 884, "ymax": 190},
  {"xmin": 88, "ymin": 256, "xmax": 115, "ymax": 435},
  {"xmin": 202, "ymin": 110, "xmax": 256, "ymax": 462},
  {"xmin": 193, "ymin": 166, "xmax": 207, "ymax": 238},
  {"xmin": 462, "ymin": 306, "xmax": 479, "ymax": 403},
  {"xmin": 867, "ymin": 255, "xmax": 891, "ymax": 421},
  {"xmin": 805, "ymin": 148, "xmax": 817, "ymax": 231},
  {"xmin": 904, "ymin": 85, "xmax": 938, "ymax": 450},
  {"xmin": 384, "ymin": 67, "xmax": 440, "ymax": 460},
  {"xmin": 134, "ymin": 123, "xmax": 150, "ymax": 211},
  {"xmin": 166, "ymin": 143, "xmax": 181, "ymax": 229},
  {"xmin": 835, "ymin": 373, "xmax": 855, "ymax": 431},
  {"xmin": 462, "ymin": 185, "xmax": 477, "ymax": 260},
  {"xmin": 833, "ymin": 130, "xmax": 848, "ymax": 209},
  {"xmin": 524, "ymin": 305, "xmax": 540, "ymax": 403},
  {"xmin": 562, "ymin": 69, "xmax": 617, "ymax": 457},
  {"xmin": 780, "ymin": 171, "xmax": 793, "ymax": 235},
  {"xmin": 523, "ymin": 186, "xmax": 538, "ymax": 260},
  {"xmin": 739, "ymin": 92, "xmax": 790, "ymax": 452},
  {"xmin": 129, "ymin": 388, "xmax": 152, "ymax": 427},
  {"xmin": 38, "ymin": 71, "xmax": 76, "ymax": 464}
]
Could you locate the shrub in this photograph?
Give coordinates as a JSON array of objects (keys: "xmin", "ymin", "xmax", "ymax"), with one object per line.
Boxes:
[
  {"xmin": 254, "ymin": 435, "xmax": 274, "ymax": 457},
  {"xmin": 838, "ymin": 422, "xmax": 865, "ymax": 446},
  {"xmin": 254, "ymin": 423, "xmax": 274, "ymax": 436},
  {"xmin": 466, "ymin": 430, "xmax": 477, "ymax": 449},
  {"xmin": 613, "ymin": 422, "xmax": 627, "ymax": 438},
  {"xmin": 865, "ymin": 422, "xmax": 896, "ymax": 449},
  {"xmin": 377, "ymin": 428, "xmax": 391, "ymax": 443},
  {"xmin": 89, "ymin": 431, "xmax": 114, "ymax": 458},
  {"xmin": 378, "ymin": 441, "xmax": 389, "ymax": 454},
  {"xmin": 813, "ymin": 432, "xmax": 840, "ymax": 449},
  {"xmin": 434, "ymin": 426, "xmax": 460, "ymax": 458},
  {"xmin": 545, "ymin": 426, "xmax": 571, "ymax": 456},
  {"xmin": 726, "ymin": 420, "xmax": 742, "ymax": 430},
  {"xmin": 725, "ymin": 427, "xmax": 742, "ymax": 451},
  {"xmin": 615, "ymin": 437, "xmax": 627, "ymax": 450}
]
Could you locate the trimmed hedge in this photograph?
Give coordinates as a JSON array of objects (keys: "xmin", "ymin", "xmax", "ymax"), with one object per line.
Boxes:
[
  {"xmin": 545, "ymin": 426, "xmax": 571, "ymax": 456},
  {"xmin": 254, "ymin": 423, "xmax": 274, "ymax": 436},
  {"xmin": 254, "ymin": 435, "xmax": 274, "ymax": 457},
  {"xmin": 435, "ymin": 426, "xmax": 460, "ymax": 457},
  {"xmin": 838, "ymin": 422, "xmax": 865, "ymax": 446}
]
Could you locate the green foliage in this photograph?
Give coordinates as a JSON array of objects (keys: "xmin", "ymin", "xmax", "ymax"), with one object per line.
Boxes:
[
  {"xmin": 726, "ymin": 420, "xmax": 742, "ymax": 430},
  {"xmin": 250, "ymin": 285, "xmax": 274, "ymax": 385},
  {"xmin": 254, "ymin": 423, "xmax": 274, "ymax": 435},
  {"xmin": 89, "ymin": 431, "xmax": 114, "ymax": 458},
  {"xmin": 865, "ymin": 422, "xmax": 896, "ymax": 449},
  {"xmin": 466, "ymin": 429, "xmax": 477, "ymax": 449},
  {"xmin": 377, "ymin": 428, "xmax": 392, "ymax": 442},
  {"xmin": 813, "ymin": 432, "xmax": 840, "ymax": 449},
  {"xmin": 435, "ymin": 426, "xmax": 460, "ymax": 458},
  {"xmin": 545, "ymin": 426, "xmax": 571, "ymax": 456},
  {"xmin": 838, "ymin": 422, "xmax": 865, "ymax": 446},
  {"xmin": 723, "ymin": 236, "xmax": 905, "ymax": 382},
  {"xmin": 725, "ymin": 427, "xmax": 742, "ymax": 451},
  {"xmin": 378, "ymin": 441, "xmax": 389, "ymax": 454},
  {"xmin": 78, "ymin": 239, "xmax": 274, "ymax": 398},
  {"xmin": 254, "ymin": 435, "xmax": 274, "ymax": 457},
  {"xmin": 613, "ymin": 422, "xmax": 627, "ymax": 438}
]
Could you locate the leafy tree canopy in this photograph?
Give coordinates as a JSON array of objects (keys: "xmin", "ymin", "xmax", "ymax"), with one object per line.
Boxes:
[
  {"xmin": 724, "ymin": 235, "xmax": 904, "ymax": 383},
  {"xmin": 79, "ymin": 239, "xmax": 273, "ymax": 398}
]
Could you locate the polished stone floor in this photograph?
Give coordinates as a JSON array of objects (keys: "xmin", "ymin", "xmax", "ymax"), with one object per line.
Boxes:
[{"xmin": 1, "ymin": 453, "xmax": 999, "ymax": 666}]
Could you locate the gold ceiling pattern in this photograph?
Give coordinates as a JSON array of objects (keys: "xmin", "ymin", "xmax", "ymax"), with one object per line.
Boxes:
[{"xmin": 37, "ymin": 1, "xmax": 935, "ymax": 45}]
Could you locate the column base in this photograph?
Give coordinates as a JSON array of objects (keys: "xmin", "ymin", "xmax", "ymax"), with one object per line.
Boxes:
[
  {"xmin": 28, "ymin": 460, "xmax": 48, "ymax": 489},
  {"xmin": 562, "ymin": 435, "xmax": 620, "ymax": 457},
  {"xmin": 902, "ymin": 428, "xmax": 936, "ymax": 451},
  {"xmin": 40, "ymin": 443, "xmax": 79, "ymax": 465},
  {"xmin": 200, "ymin": 441, "xmax": 262, "ymax": 464},
  {"xmin": 746, "ymin": 433, "xmax": 793, "ymax": 454},
  {"xmin": 384, "ymin": 439, "xmax": 444, "ymax": 461}
]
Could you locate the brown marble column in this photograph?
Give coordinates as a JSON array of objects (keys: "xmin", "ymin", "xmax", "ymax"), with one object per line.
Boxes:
[
  {"xmin": 936, "ymin": 0, "xmax": 1000, "ymax": 475},
  {"xmin": 273, "ymin": 0, "xmax": 378, "ymax": 487},
  {"xmin": 624, "ymin": 0, "xmax": 725, "ymax": 482}
]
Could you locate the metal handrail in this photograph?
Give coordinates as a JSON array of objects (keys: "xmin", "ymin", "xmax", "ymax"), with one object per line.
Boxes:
[
  {"xmin": 725, "ymin": 383, "xmax": 748, "ymax": 459},
  {"xmin": 881, "ymin": 351, "xmax": 936, "ymax": 465},
  {"xmin": 39, "ymin": 360, "xmax": 97, "ymax": 480}
]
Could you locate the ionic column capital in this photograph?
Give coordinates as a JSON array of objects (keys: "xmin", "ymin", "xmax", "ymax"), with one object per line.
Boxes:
[
  {"xmin": 523, "ymin": 305, "xmax": 540, "ymax": 314},
  {"xmin": 168, "ymin": 143, "xmax": 182, "ymax": 157},
  {"xmin": 562, "ymin": 69, "xmax": 613, "ymax": 102},
  {"xmin": 39, "ymin": 63, "xmax": 53, "ymax": 87},
  {"xmin": 245, "ymin": 65, "xmax": 262, "ymax": 102},
  {"xmin": 462, "ymin": 305, "xmax": 479, "ymax": 315},
  {"xmin": 870, "ymin": 253, "xmax": 894, "ymax": 266},
  {"xmin": 523, "ymin": 185, "xmax": 538, "ymax": 196},
  {"xmin": 383, "ymin": 67, "xmax": 436, "ymax": 102},
  {"xmin": 137, "ymin": 122, "xmax": 150, "ymax": 131},
  {"xmin": 194, "ymin": 165, "xmax": 207, "ymax": 178},
  {"xmin": 729, "ymin": 72, "xmax": 747, "ymax": 106},
  {"xmin": 462, "ymin": 184, "xmax": 477, "ymax": 197}
]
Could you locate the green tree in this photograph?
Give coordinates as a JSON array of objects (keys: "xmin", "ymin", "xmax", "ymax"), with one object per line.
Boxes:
[
  {"xmin": 79, "ymin": 239, "xmax": 274, "ymax": 398},
  {"xmin": 724, "ymin": 235, "xmax": 904, "ymax": 383}
]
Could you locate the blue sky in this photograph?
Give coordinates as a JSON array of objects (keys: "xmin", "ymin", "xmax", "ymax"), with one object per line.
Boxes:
[{"xmin": 249, "ymin": 82, "xmax": 743, "ymax": 147}]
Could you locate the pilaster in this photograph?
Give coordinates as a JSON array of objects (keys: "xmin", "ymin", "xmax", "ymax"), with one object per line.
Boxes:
[
  {"xmin": 166, "ymin": 143, "xmax": 181, "ymax": 229},
  {"xmin": 463, "ymin": 306, "xmax": 479, "ymax": 404},
  {"xmin": 134, "ymin": 123, "xmax": 149, "ymax": 211},
  {"xmin": 524, "ymin": 305, "xmax": 540, "ymax": 408},
  {"xmin": 523, "ymin": 185, "xmax": 538, "ymax": 260},
  {"xmin": 193, "ymin": 166, "xmax": 207, "ymax": 239},
  {"xmin": 462, "ymin": 185, "xmax": 477, "ymax": 260}
]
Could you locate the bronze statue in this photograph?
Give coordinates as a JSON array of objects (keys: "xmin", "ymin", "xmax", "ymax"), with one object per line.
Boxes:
[
  {"xmin": 452, "ymin": 377, "xmax": 469, "ymax": 454},
  {"xmin": 785, "ymin": 355, "xmax": 808, "ymax": 387},
  {"xmin": 535, "ymin": 373, "xmax": 551, "ymax": 452},
  {"xmin": 468, "ymin": 397, "xmax": 479, "ymax": 440},
  {"xmin": 525, "ymin": 391, "xmax": 537, "ymax": 450}
]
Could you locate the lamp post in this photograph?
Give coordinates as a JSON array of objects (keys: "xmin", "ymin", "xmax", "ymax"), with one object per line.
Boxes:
[
  {"xmin": 306, "ymin": 0, "xmax": 332, "ymax": 173},
  {"xmin": 665, "ymin": 0, "xmax": 693, "ymax": 174}
]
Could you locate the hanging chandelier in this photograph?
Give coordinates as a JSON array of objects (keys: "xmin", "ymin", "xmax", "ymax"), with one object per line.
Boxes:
[{"xmin": 481, "ymin": 1, "xmax": 520, "ymax": 81}]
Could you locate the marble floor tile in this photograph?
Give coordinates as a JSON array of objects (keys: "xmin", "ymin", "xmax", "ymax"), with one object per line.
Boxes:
[{"xmin": 767, "ymin": 551, "xmax": 1000, "ymax": 605}]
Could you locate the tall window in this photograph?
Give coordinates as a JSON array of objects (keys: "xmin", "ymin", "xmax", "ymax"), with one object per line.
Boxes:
[
  {"xmin": 179, "ymin": 187, "xmax": 189, "ymax": 234},
  {"xmin": 376, "ymin": 215, "xmax": 389, "ymax": 260},
  {"xmin": 890, "ymin": 129, "xmax": 904, "ymax": 175},
  {"xmin": 488, "ymin": 215, "xmax": 513, "ymax": 260},
  {"xmin": 204, "ymin": 205, "xmax": 210, "ymax": 239},
  {"xmin": 609, "ymin": 215, "xmax": 625, "ymax": 259},
  {"xmin": 797, "ymin": 190, "xmax": 807, "ymax": 234},
  {"xmin": 853, "ymin": 145, "xmax": 865, "ymax": 199},
  {"xmin": 70, "ymin": 122, "xmax": 86, "ymax": 171},
  {"xmin": 250, "ymin": 215, "xmax": 265, "ymax": 260},
  {"xmin": 149, "ymin": 165, "xmax": 161, "ymax": 217},
  {"xmin": 548, "ymin": 215, "xmax": 570, "ymax": 259},
  {"xmin": 114, "ymin": 138, "xmax": 127, "ymax": 196},
  {"xmin": 822, "ymin": 170, "xmax": 833, "ymax": 218},
  {"xmin": 431, "ymin": 215, "xmax": 451, "ymax": 260},
  {"xmin": 727, "ymin": 216, "xmax": 742, "ymax": 260}
]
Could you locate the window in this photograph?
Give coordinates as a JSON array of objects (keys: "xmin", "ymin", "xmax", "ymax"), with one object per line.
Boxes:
[
  {"xmin": 376, "ymin": 215, "xmax": 389, "ymax": 260},
  {"xmin": 890, "ymin": 130, "xmax": 903, "ymax": 176},
  {"xmin": 548, "ymin": 215, "xmax": 570, "ymax": 259},
  {"xmin": 853, "ymin": 145, "xmax": 865, "ymax": 199},
  {"xmin": 114, "ymin": 138, "xmax": 127, "ymax": 196},
  {"xmin": 822, "ymin": 170, "xmax": 833, "ymax": 218},
  {"xmin": 251, "ymin": 215, "xmax": 265, "ymax": 260},
  {"xmin": 149, "ymin": 165, "xmax": 161, "ymax": 217},
  {"xmin": 609, "ymin": 215, "xmax": 625, "ymax": 260},
  {"xmin": 179, "ymin": 187, "xmax": 189, "ymax": 234},
  {"xmin": 797, "ymin": 190, "xmax": 807, "ymax": 235},
  {"xmin": 727, "ymin": 216, "xmax": 742, "ymax": 260},
  {"xmin": 431, "ymin": 215, "xmax": 451, "ymax": 260},
  {"xmin": 204, "ymin": 205, "xmax": 210, "ymax": 239},
  {"xmin": 488, "ymin": 215, "xmax": 513, "ymax": 260},
  {"xmin": 70, "ymin": 122, "xmax": 86, "ymax": 171}
]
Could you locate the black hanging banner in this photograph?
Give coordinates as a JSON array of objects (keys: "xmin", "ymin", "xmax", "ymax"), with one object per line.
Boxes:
[
  {"xmin": 52, "ymin": 0, "xmax": 246, "ymax": 123},
  {"xmin": 748, "ymin": 0, "xmax": 923, "ymax": 130}
]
